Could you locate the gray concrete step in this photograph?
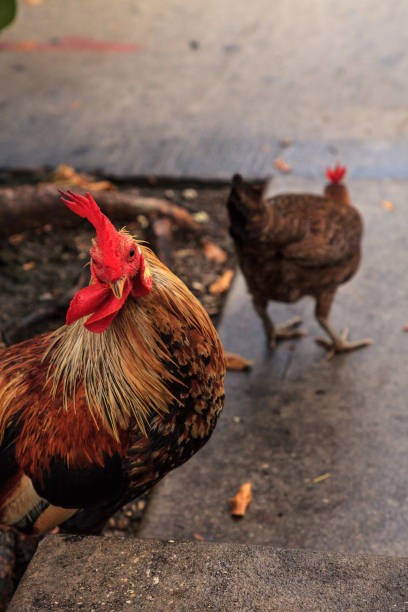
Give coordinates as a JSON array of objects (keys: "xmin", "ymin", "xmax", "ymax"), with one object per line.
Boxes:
[
  {"xmin": 140, "ymin": 177, "xmax": 408, "ymax": 556},
  {"xmin": 9, "ymin": 535, "xmax": 408, "ymax": 611},
  {"xmin": 1, "ymin": 1, "xmax": 408, "ymax": 178}
]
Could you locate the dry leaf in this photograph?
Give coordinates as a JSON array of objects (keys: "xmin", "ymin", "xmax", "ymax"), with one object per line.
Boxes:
[
  {"xmin": 274, "ymin": 157, "xmax": 292, "ymax": 173},
  {"xmin": 225, "ymin": 351, "xmax": 254, "ymax": 371},
  {"xmin": 52, "ymin": 163, "xmax": 115, "ymax": 191},
  {"xmin": 176, "ymin": 248, "xmax": 195, "ymax": 258},
  {"xmin": 192, "ymin": 281, "xmax": 204, "ymax": 291},
  {"xmin": 202, "ymin": 240, "xmax": 228, "ymax": 263},
  {"xmin": 22, "ymin": 261, "xmax": 36, "ymax": 271},
  {"xmin": 182, "ymin": 188, "xmax": 198, "ymax": 200},
  {"xmin": 193, "ymin": 533, "xmax": 204, "ymax": 541},
  {"xmin": 230, "ymin": 482, "xmax": 252, "ymax": 517},
  {"xmin": 192, "ymin": 211, "xmax": 209, "ymax": 224},
  {"xmin": 279, "ymin": 138, "xmax": 292, "ymax": 147},
  {"xmin": 39, "ymin": 292, "xmax": 53, "ymax": 301},
  {"xmin": 381, "ymin": 200, "xmax": 394, "ymax": 211},
  {"xmin": 313, "ymin": 472, "xmax": 330, "ymax": 484},
  {"xmin": 9, "ymin": 233, "xmax": 24, "ymax": 246},
  {"xmin": 70, "ymin": 100, "xmax": 84, "ymax": 110},
  {"xmin": 403, "ymin": 325, "xmax": 408, "ymax": 332},
  {"xmin": 209, "ymin": 269, "xmax": 234, "ymax": 294}
]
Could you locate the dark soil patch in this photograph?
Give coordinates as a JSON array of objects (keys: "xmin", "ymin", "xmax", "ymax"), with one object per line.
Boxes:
[{"xmin": 0, "ymin": 182, "xmax": 236, "ymax": 536}]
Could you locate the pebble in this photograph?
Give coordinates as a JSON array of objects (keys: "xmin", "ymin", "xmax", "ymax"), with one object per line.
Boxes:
[
  {"xmin": 192, "ymin": 211, "xmax": 209, "ymax": 223},
  {"xmin": 164, "ymin": 189, "xmax": 176, "ymax": 200},
  {"xmin": 182, "ymin": 188, "xmax": 198, "ymax": 200}
]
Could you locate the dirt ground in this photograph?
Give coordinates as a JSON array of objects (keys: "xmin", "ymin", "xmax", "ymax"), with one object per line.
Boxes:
[{"xmin": 0, "ymin": 178, "xmax": 236, "ymax": 536}]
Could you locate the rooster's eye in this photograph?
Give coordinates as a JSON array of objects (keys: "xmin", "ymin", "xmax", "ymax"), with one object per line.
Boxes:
[{"xmin": 129, "ymin": 248, "xmax": 135, "ymax": 258}]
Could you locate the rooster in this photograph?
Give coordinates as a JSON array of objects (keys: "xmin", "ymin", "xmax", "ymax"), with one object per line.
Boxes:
[
  {"xmin": 227, "ymin": 165, "xmax": 372, "ymax": 358},
  {"xmin": 0, "ymin": 191, "xmax": 225, "ymax": 539}
]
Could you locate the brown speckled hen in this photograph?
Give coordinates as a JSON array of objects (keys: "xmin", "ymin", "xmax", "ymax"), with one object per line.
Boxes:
[
  {"xmin": 0, "ymin": 191, "xmax": 225, "ymax": 543},
  {"xmin": 227, "ymin": 166, "xmax": 372, "ymax": 359}
]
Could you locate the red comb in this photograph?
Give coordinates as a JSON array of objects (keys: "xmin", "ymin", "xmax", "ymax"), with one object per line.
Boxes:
[
  {"xmin": 326, "ymin": 164, "xmax": 346, "ymax": 184},
  {"xmin": 60, "ymin": 190, "xmax": 122, "ymax": 280},
  {"xmin": 59, "ymin": 190, "xmax": 111, "ymax": 235}
]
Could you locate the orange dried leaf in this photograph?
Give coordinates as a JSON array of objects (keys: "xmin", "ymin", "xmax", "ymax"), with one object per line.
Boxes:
[
  {"xmin": 209, "ymin": 269, "xmax": 234, "ymax": 294},
  {"xmin": 203, "ymin": 240, "xmax": 228, "ymax": 263},
  {"xmin": 192, "ymin": 211, "xmax": 209, "ymax": 224},
  {"xmin": 8, "ymin": 233, "xmax": 24, "ymax": 246},
  {"xmin": 381, "ymin": 200, "xmax": 394, "ymax": 211},
  {"xmin": 313, "ymin": 472, "xmax": 330, "ymax": 484},
  {"xmin": 22, "ymin": 261, "xmax": 36, "ymax": 271},
  {"xmin": 274, "ymin": 157, "xmax": 292, "ymax": 173},
  {"xmin": 279, "ymin": 138, "xmax": 292, "ymax": 147},
  {"xmin": 193, "ymin": 533, "xmax": 204, "ymax": 541},
  {"xmin": 53, "ymin": 163, "xmax": 76, "ymax": 181},
  {"xmin": 225, "ymin": 351, "xmax": 254, "ymax": 371},
  {"xmin": 230, "ymin": 482, "xmax": 252, "ymax": 517},
  {"xmin": 70, "ymin": 100, "xmax": 84, "ymax": 110},
  {"xmin": 86, "ymin": 180, "xmax": 116, "ymax": 191},
  {"xmin": 52, "ymin": 163, "xmax": 115, "ymax": 191}
]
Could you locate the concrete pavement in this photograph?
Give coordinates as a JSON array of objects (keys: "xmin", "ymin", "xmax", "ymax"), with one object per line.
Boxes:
[
  {"xmin": 140, "ymin": 176, "xmax": 408, "ymax": 556},
  {"xmin": 1, "ymin": 0, "xmax": 408, "ymax": 177},
  {"xmin": 9, "ymin": 536, "xmax": 408, "ymax": 611},
  {"xmin": 2, "ymin": 1, "xmax": 408, "ymax": 607}
]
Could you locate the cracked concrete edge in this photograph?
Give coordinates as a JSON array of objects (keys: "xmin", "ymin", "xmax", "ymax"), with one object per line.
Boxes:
[{"xmin": 9, "ymin": 535, "xmax": 408, "ymax": 612}]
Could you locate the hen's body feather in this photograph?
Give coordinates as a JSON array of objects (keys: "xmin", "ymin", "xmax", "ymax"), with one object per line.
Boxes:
[
  {"xmin": 227, "ymin": 175, "xmax": 370, "ymax": 356},
  {"xmin": 0, "ymin": 246, "xmax": 225, "ymax": 534},
  {"xmin": 230, "ymin": 192, "xmax": 362, "ymax": 303}
]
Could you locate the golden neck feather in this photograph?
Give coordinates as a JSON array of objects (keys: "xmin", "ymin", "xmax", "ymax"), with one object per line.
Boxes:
[{"xmin": 46, "ymin": 246, "xmax": 219, "ymax": 440}]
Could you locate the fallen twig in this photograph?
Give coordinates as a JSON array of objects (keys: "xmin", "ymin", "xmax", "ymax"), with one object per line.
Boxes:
[{"xmin": 0, "ymin": 184, "xmax": 202, "ymax": 237}]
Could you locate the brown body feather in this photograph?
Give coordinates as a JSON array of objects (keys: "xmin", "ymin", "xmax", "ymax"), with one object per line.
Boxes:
[
  {"xmin": 227, "ymin": 175, "xmax": 367, "ymax": 355},
  {"xmin": 0, "ymin": 246, "xmax": 225, "ymax": 534},
  {"xmin": 232, "ymin": 192, "xmax": 362, "ymax": 303}
]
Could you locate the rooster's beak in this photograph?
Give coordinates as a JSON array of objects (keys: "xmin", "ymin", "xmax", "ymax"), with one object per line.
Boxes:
[{"xmin": 109, "ymin": 277, "xmax": 126, "ymax": 299}]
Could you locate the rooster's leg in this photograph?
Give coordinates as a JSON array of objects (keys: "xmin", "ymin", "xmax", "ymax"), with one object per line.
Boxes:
[
  {"xmin": 252, "ymin": 297, "xmax": 306, "ymax": 349},
  {"xmin": 315, "ymin": 291, "xmax": 372, "ymax": 359}
]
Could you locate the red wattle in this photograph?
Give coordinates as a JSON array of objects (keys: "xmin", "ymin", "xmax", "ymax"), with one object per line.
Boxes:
[
  {"xmin": 66, "ymin": 279, "xmax": 131, "ymax": 333},
  {"xmin": 84, "ymin": 280, "xmax": 131, "ymax": 331},
  {"xmin": 66, "ymin": 283, "xmax": 111, "ymax": 326},
  {"xmin": 84, "ymin": 311, "xmax": 119, "ymax": 333}
]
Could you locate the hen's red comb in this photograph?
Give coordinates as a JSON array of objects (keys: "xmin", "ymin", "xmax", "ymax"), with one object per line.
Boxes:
[
  {"xmin": 326, "ymin": 164, "xmax": 346, "ymax": 184},
  {"xmin": 60, "ymin": 190, "xmax": 122, "ymax": 280}
]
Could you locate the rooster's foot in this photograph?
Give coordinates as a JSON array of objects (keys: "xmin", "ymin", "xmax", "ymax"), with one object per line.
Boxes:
[
  {"xmin": 315, "ymin": 327, "xmax": 373, "ymax": 360},
  {"xmin": 269, "ymin": 317, "xmax": 307, "ymax": 348}
]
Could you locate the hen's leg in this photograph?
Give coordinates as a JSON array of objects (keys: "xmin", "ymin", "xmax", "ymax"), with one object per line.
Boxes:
[
  {"xmin": 315, "ymin": 290, "xmax": 372, "ymax": 359},
  {"xmin": 252, "ymin": 297, "xmax": 306, "ymax": 349}
]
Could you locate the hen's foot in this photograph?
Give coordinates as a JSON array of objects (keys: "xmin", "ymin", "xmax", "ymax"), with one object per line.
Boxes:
[
  {"xmin": 315, "ymin": 327, "xmax": 373, "ymax": 360},
  {"xmin": 268, "ymin": 317, "xmax": 307, "ymax": 348}
]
